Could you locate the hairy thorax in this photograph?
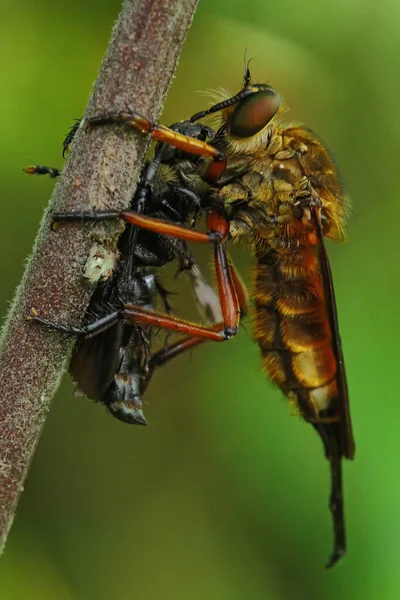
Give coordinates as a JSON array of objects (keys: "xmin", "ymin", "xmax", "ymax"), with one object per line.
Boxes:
[{"xmin": 212, "ymin": 123, "xmax": 348, "ymax": 251}]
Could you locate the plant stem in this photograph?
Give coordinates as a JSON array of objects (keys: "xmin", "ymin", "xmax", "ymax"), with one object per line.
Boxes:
[{"xmin": 0, "ymin": 0, "xmax": 199, "ymax": 553}]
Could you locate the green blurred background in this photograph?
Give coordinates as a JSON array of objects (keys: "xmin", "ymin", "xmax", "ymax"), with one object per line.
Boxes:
[{"xmin": 1, "ymin": 0, "xmax": 399, "ymax": 598}]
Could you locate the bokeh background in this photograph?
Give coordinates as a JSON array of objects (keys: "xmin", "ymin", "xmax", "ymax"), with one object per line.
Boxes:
[{"xmin": 1, "ymin": 0, "xmax": 399, "ymax": 598}]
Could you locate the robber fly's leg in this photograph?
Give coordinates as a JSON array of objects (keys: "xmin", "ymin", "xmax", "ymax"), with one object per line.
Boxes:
[
  {"xmin": 83, "ymin": 91, "xmax": 265, "ymax": 182},
  {"xmin": 24, "ymin": 165, "xmax": 61, "ymax": 178},
  {"xmin": 122, "ymin": 247, "xmax": 238, "ymax": 342},
  {"xmin": 29, "ymin": 308, "xmax": 122, "ymax": 340},
  {"xmin": 52, "ymin": 209, "xmax": 222, "ymax": 243},
  {"xmin": 52, "ymin": 208, "xmax": 243, "ymax": 341},
  {"xmin": 85, "ymin": 110, "xmax": 227, "ymax": 178},
  {"xmin": 37, "ymin": 209, "xmax": 243, "ymax": 343},
  {"xmin": 227, "ymin": 257, "xmax": 248, "ymax": 317},
  {"xmin": 121, "ymin": 304, "xmax": 233, "ymax": 342}
]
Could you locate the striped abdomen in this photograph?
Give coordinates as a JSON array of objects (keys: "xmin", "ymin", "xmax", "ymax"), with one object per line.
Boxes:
[{"xmin": 253, "ymin": 245, "xmax": 340, "ymax": 427}]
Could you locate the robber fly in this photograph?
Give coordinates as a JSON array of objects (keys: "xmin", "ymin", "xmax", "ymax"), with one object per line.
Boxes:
[{"xmin": 30, "ymin": 64, "xmax": 353, "ymax": 567}]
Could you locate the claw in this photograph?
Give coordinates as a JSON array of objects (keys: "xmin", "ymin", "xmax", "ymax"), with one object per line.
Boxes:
[{"xmin": 27, "ymin": 307, "xmax": 39, "ymax": 321}]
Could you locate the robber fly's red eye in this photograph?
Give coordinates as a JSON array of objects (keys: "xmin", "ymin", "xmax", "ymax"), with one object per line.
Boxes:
[{"xmin": 228, "ymin": 88, "xmax": 280, "ymax": 138}]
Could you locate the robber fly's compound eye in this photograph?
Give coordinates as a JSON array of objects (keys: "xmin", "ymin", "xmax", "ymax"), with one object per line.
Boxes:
[{"xmin": 228, "ymin": 87, "xmax": 280, "ymax": 139}]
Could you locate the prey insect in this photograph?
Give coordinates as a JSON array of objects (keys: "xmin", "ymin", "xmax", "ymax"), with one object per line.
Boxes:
[
  {"xmin": 29, "ymin": 64, "xmax": 354, "ymax": 568},
  {"xmin": 26, "ymin": 130, "xmax": 222, "ymax": 424}
]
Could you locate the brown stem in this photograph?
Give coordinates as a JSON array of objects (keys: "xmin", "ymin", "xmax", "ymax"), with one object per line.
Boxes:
[{"xmin": 0, "ymin": 0, "xmax": 199, "ymax": 553}]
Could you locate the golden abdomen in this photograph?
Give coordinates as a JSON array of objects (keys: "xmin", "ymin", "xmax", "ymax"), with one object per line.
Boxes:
[{"xmin": 253, "ymin": 247, "xmax": 339, "ymax": 423}]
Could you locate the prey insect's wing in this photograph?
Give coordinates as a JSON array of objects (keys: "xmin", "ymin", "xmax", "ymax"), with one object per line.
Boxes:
[{"xmin": 69, "ymin": 312, "xmax": 124, "ymax": 400}]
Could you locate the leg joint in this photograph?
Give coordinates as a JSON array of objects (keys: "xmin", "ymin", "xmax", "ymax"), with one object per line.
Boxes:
[{"xmin": 220, "ymin": 325, "xmax": 238, "ymax": 341}]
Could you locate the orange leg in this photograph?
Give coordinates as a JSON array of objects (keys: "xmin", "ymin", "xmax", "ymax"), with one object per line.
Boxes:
[
  {"xmin": 34, "ymin": 206, "xmax": 248, "ymax": 355},
  {"xmin": 123, "ymin": 307, "xmax": 228, "ymax": 341},
  {"xmin": 39, "ymin": 209, "xmax": 244, "ymax": 344},
  {"xmin": 120, "ymin": 213, "xmax": 239, "ymax": 341},
  {"xmin": 228, "ymin": 257, "xmax": 248, "ymax": 317},
  {"xmin": 52, "ymin": 210, "xmax": 225, "ymax": 244},
  {"xmin": 86, "ymin": 111, "xmax": 225, "ymax": 163},
  {"xmin": 122, "ymin": 208, "xmax": 240, "ymax": 340},
  {"xmin": 122, "ymin": 218, "xmax": 239, "ymax": 341},
  {"xmin": 53, "ymin": 205, "xmax": 249, "ymax": 318},
  {"xmin": 121, "ymin": 212, "xmax": 222, "ymax": 244},
  {"xmin": 32, "ymin": 248, "xmax": 239, "ymax": 342}
]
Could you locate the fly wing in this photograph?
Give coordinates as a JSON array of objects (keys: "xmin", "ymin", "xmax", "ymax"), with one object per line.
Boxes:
[
  {"xmin": 311, "ymin": 206, "xmax": 355, "ymax": 568},
  {"xmin": 312, "ymin": 206, "xmax": 355, "ymax": 460}
]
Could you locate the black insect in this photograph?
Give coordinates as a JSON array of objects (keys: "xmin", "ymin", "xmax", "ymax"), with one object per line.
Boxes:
[{"xmin": 26, "ymin": 123, "xmax": 221, "ymax": 425}]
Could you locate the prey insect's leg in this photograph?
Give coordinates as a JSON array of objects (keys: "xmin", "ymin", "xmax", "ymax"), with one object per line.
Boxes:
[
  {"xmin": 29, "ymin": 308, "xmax": 121, "ymax": 339},
  {"xmin": 149, "ymin": 336, "xmax": 205, "ymax": 370},
  {"xmin": 63, "ymin": 120, "xmax": 82, "ymax": 157},
  {"xmin": 155, "ymin": 279, "xmax": 173, "ymax": 315},
  {"xmin": 121, "ymin": 141, "xmax": 171, "ymax": 289},
  {"xmin": 24, "ymin": 121, "xmax": 81, "ymax": 178},
  {"xmin": 140, "ymin": 335, "xmax": 206, "ymax": 395},
  {"xmin": 24, "ymin": 165, "xmax": 61, "ymax": 178}
]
